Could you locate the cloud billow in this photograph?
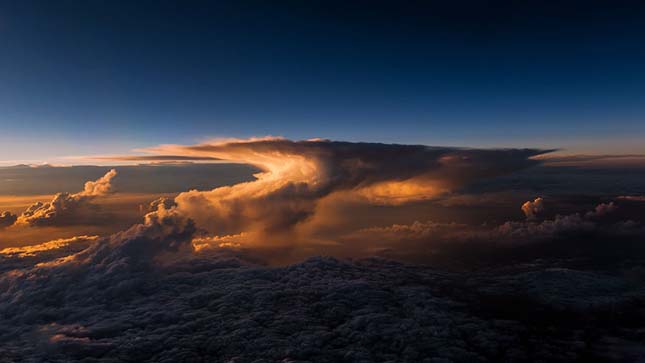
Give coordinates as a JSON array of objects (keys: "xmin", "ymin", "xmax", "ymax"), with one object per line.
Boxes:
[
  {"xmin": 0, "ymin": 211, "xmax": 17, "ymax": 229},
  {"xmin": 16, "ymin": 169, "xmax": 117, "ymax": 227}
]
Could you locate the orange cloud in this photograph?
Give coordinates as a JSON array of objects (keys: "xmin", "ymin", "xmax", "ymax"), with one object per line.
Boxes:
[
  {"xmin": 521, "ymin": 197, "xmax": 544, "ymax": 220},
  {"xmin": 0, "ymin": 235, "xmax": 98, "ymax": 258},
  {"xmin": 107, "ymin": 138, "xmax": 551, "ymax": 248},
  {"xmin": 16, "ymin": 169, "xmax": 117, "ymax": 227}
]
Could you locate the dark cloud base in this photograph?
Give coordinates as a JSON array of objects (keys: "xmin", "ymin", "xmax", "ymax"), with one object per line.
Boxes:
[{"xmin": 1, "ymin": 251, "xmax": 644, "ymax": 362}]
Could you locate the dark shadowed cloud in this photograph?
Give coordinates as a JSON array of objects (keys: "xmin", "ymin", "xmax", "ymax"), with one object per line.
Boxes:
[
  {"xmin": 1, "ymin": 240, "xmax": 644, "ymax": 362},
  {"xmin": 0, "ymin": 211, "xmax": 17, "ymax": 229},
  {"xmin": 539, "ymin": 154, "xmax": 645, "ymax": 167}
]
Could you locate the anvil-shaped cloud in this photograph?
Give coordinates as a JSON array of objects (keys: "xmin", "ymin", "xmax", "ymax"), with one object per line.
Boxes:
[{"xmin": 100, "ymin": 138, "xmax": 551, "ymax": 245}]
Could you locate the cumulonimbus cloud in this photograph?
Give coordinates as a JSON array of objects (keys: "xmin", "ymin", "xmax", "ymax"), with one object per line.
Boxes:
[
  {"xmin": 113, "ymin": 138, "xmax": 551, "ymax": 244},
  {"xmin": 16, "ymin": 169, "xmax": 117, "ymax": 227}
]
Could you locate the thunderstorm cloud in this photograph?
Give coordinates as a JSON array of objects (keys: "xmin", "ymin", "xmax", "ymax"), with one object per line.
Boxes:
[{"xmin": 113, "ymin": 138, "xmax": 552, "ymax": 246}]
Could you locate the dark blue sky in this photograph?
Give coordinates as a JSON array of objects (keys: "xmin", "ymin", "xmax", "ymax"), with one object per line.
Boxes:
[{"xmin": 1, "ymin": 0, "xmax": 645, "ymax": 163}]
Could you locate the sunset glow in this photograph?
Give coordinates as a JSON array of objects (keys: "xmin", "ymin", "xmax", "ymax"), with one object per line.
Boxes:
[{"xmin": 2, "ymin": 1, "xmax": 645, "ymax": 361}]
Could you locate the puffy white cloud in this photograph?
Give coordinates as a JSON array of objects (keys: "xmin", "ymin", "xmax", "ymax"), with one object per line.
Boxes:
[
  {"xmin": 16, "ymin": 169, "xmax": 117, "ymax": 226},
  {"xmin": 146, "ymin": 197, "xmax": 176, "ymax": 213},
  {"xmin": 77, "ymin": 169, "xmax": 117, "ymax": 197}
]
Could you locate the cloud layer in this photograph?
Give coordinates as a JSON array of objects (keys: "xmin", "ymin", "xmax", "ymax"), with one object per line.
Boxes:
[
  {"xmin": 1, "ymin": 247, "xmax": 644, "ymax": 362},
  {"xmin": 1, "ymin": 139, "xmax": 645, "ymax": 361}
]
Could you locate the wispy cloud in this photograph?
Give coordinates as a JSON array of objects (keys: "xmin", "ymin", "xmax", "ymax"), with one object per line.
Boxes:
[{"xmin": 536, "ymin": 153, "xmax": 645, "ymax": 167}]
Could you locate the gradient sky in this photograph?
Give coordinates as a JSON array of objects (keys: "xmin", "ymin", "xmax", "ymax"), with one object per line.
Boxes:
[{"xmin": 1, "ymin": 0, "xmax": 645, "ymax": 164}]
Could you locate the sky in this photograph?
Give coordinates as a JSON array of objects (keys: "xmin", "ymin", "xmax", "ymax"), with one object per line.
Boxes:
[
  {"xmin": 1, "ymin": 0, "xmax": 645, "ymax": 164},
  {"xmin": 3, "ymin": 3, "xmax": 645, "ymax": 360}
]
